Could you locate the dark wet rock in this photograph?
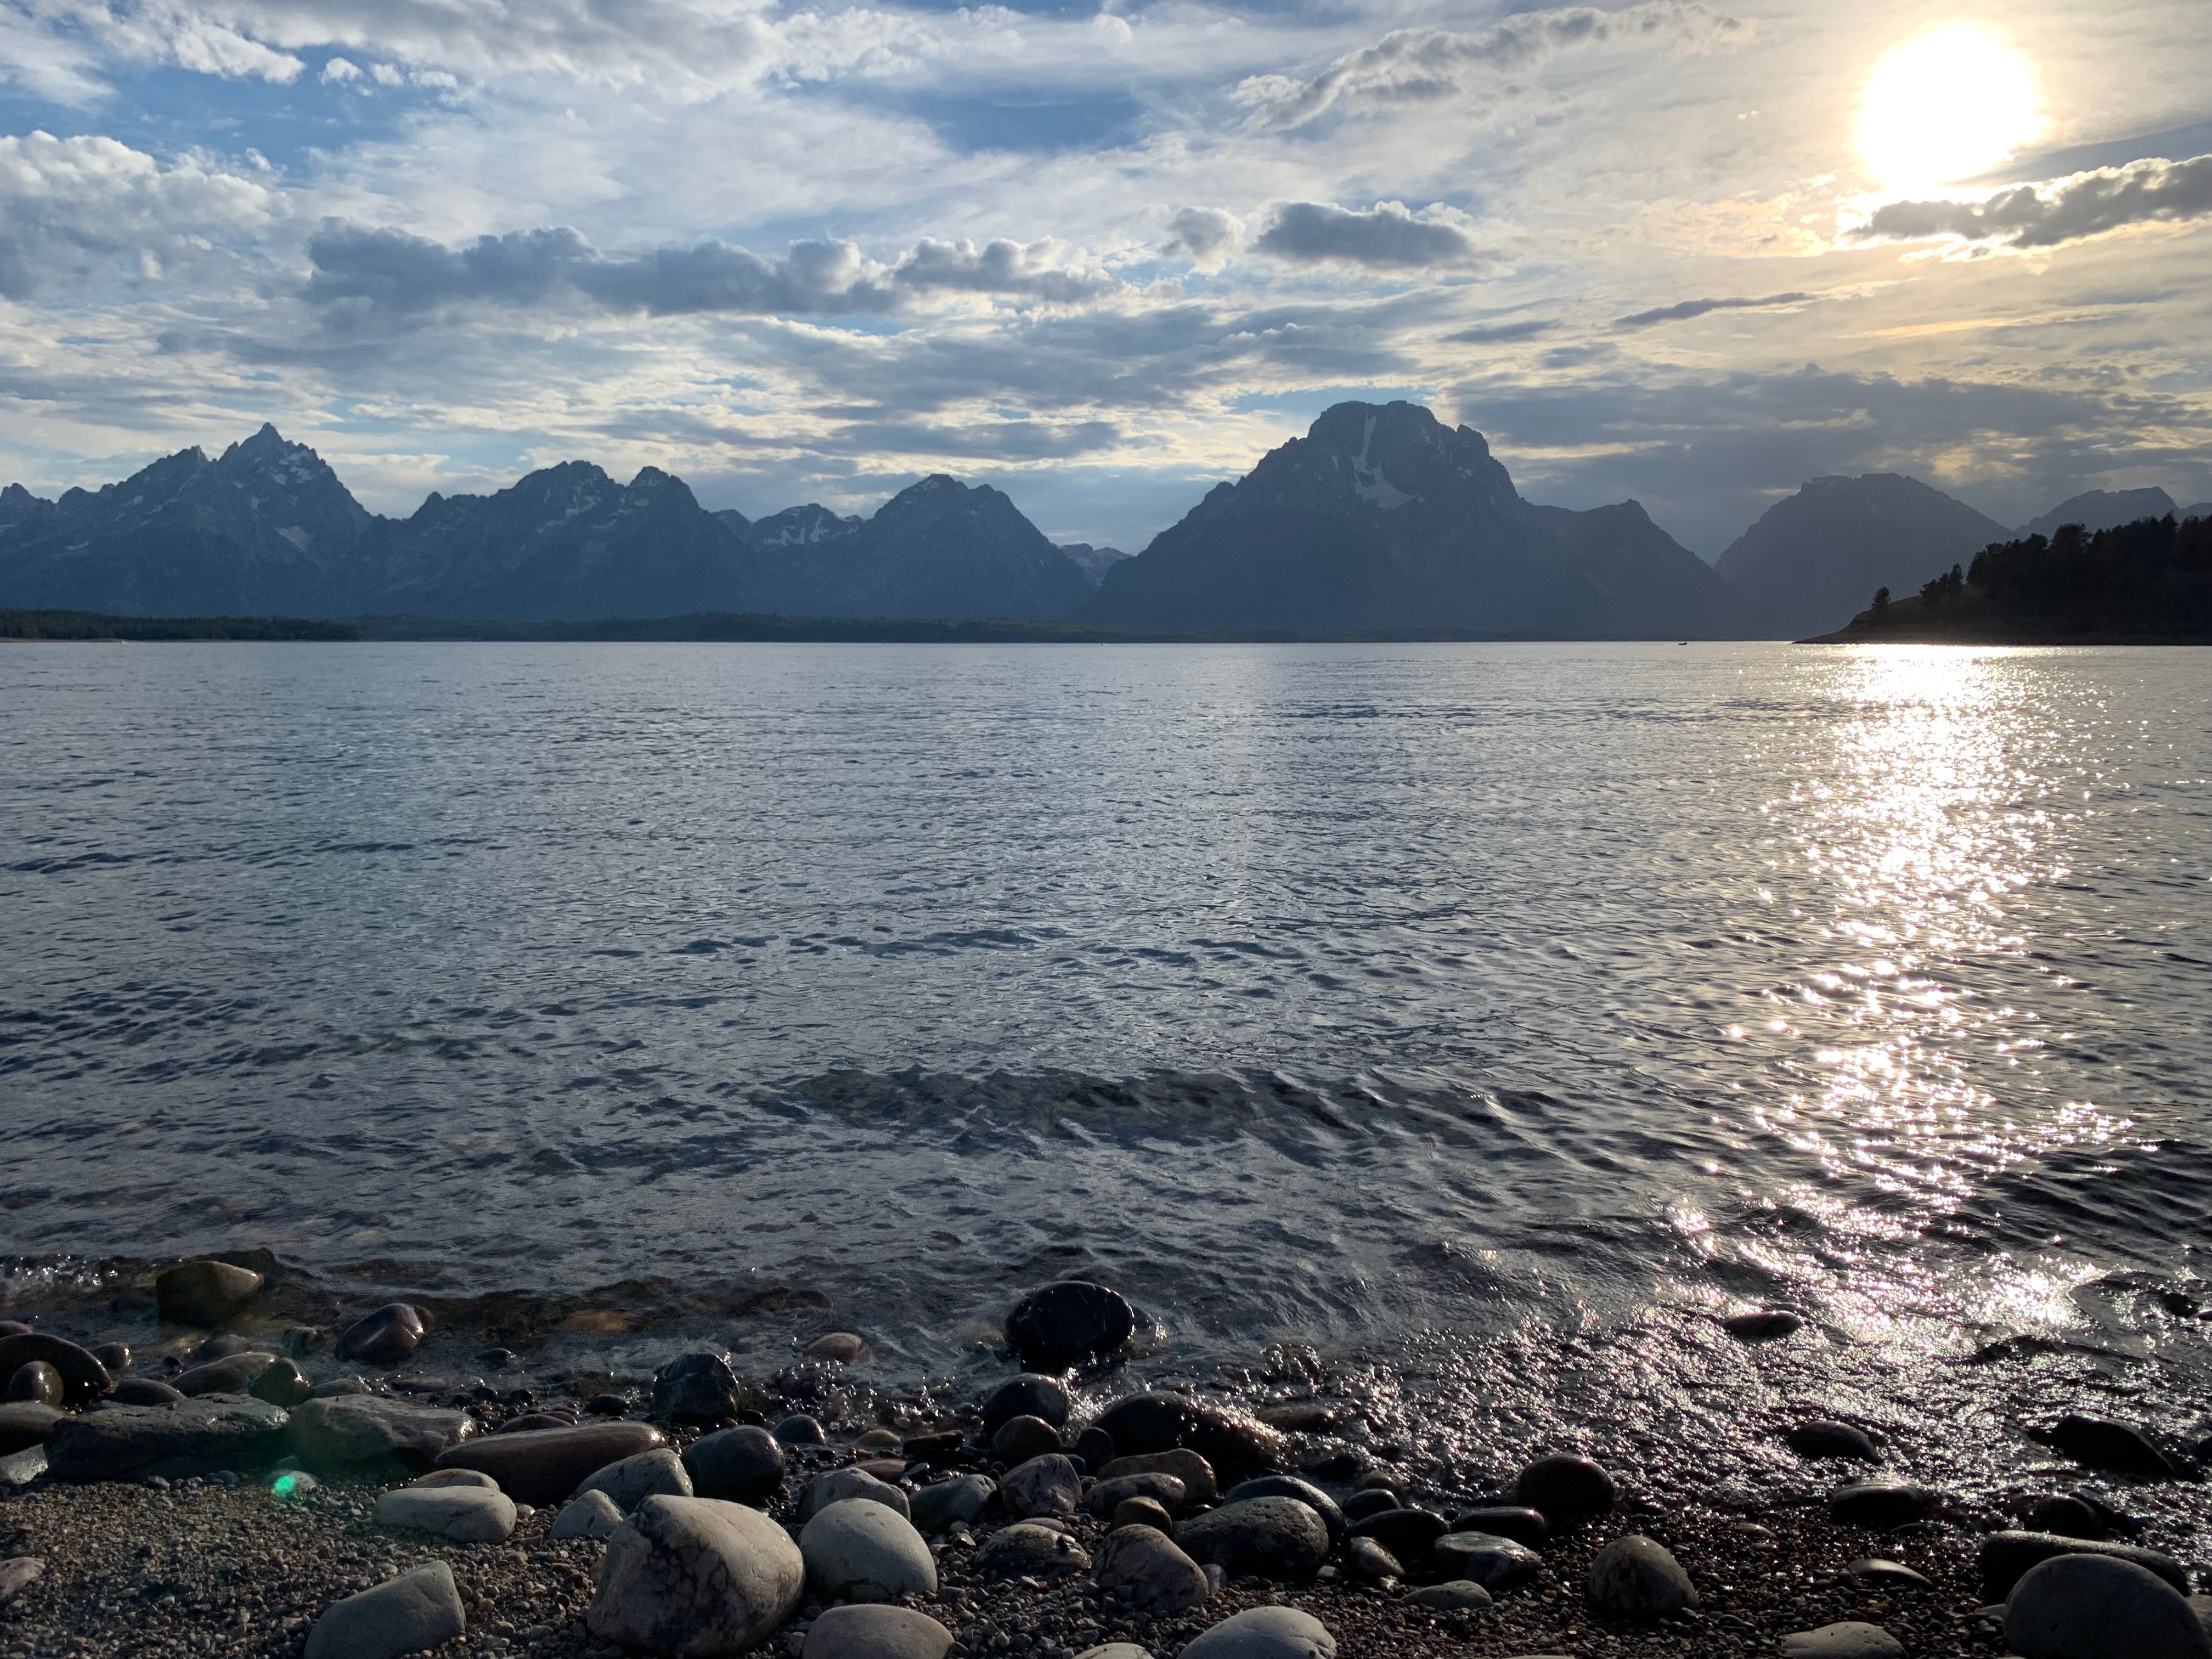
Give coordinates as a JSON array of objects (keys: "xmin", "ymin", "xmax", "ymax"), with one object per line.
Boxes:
[
  {"xmin": 803, "ymin": 1604, "xmax": 954, "ymax": 1659},
  {"xmin": 552, "ymin": 1488, "xmax": 625, "ymax": 1541},
  {"xmin": 1449, "ymin": 1505, "xmax": 1549, "ymax": 1547},
  {"xmin": 1404, "ymin": 1581, "xmax": 1492, "ymax": 1611},
  {"xmin": 584, "ymin": 1393, "xmax": 629, "ymax": 1417},
  {"xmin": 1097, "ymin": 1448, "xmax": 1217, "ymax": 1506},
  {"xmin": 1978, "ymin": 1530, "xmax": 2191, "ymax": 1599},
  {"xmin": 1178, "ymin": 1606, "xmax": 1336, "ymax": 1659},
  {"xmin": 1723, "ymin": 1309, "xmax": 1803, "ymax": 1340},
  {"xmin": 1434, "ymin": 1530, "xmax": 1543, "ymax": 1592},
  {"xmin": 991, "ymin": 1414, "xmax": 1063, "ymax": 1464},
  {"xmin": 311, "ymin": 1377, "xmax": 371, "ymax": 1400},
  {"xmin": 684, "ymin": 1424, "xmax": 785, "ymax": 1504},
  {"xmin": 1345, "ymin": 1537, "xmax": 1400, "ymax": 1581},
  {"xmin": 284, "ymin": 1327, "xmax": 328, "ymax": 1358},
  {"xmin": 1226, "ymin": 1476, "xmax": 1345, "ymax": 1542},
  {"xmin": 1113, "ymin": 1495, "xmax": 1176, "ymax": 1534},
  {"xmin": 1090, "ymin": 1394, "xmax": 1283, "ymax": 1482},
  {"xmin": 0, "ymin": 1335, "xmax": 110, "ymax": 1408},
  {"xmin": 1074, "ymin": 1425, "xmax": 1117, "ymax": 1468},
  {"xmin": 4, "ymin": 1364, "xmax": 61, "ymax": 1408},
  {"xmin": 2048, "ymin": 1414, "xmax": 2187, "ymax": 1481},
  {"xmin": 901, "ymin": 1429, "xmax": 964, "ymax": 1463},
  {"xmin": 911, "ymin": 1473, "xmax": 996, "ymax": 1533},
  {"xmin": 984, "ymin": 1374, "xmax": 1072, "ymax": 1432},
  {"xmin": 1587, "ymin": 1533, "xmax": 1698, "ymax": 1621},
  {"xmin": 1345, "ymin": 1507, "xmax": 1447, "ymax": 1569},
  {"xmin": 1001, "ymin": 1452, "xmax": 1082, "ymax": 1519},
  {"xmin": 2002, "ymin": 1552, "xmax": 2211, "ymax": 1659},
  {"xmin": 291, "ymin": 1396, "xmax": 476, "ymax": 1469},
  {"xmin": 1255, "ymin": 1402, "xmax": 1342, "ymax": 1434},
  {"xmin": 1298, "ymin": 1449, "xmax": 1363, "ymax": 1484},
  {"xmin": 302, "ymin": 1559, "xmax": 464, "ymax": 1659},
  {"xmin": 0, "ymin": 1323, "xmax": 27, "ymax": 1338},
  {"xmin": 0, "ymin": 1557, "xmax": 44, "ymax": 1609},
  {"xmin": 1093, "ymin": 1523, "xmax": 1210, "ymax": 1612},
  {"xmin": 577, "ymin": 1447, "xmax": 692, "ymax": 1511},
  {"xmin": 2024, "ymin": 1492, "xmax": 2141, "ymax": 1539},
  {"xmin": 798, "ymin": 1466, "xmax": 910, "ymax": 1522},
  {"xmin": 1845, "ymin": 1558, "xmax": 1933, "ymax": 1589},
  {"xmin": 155, "ymin": 1260, "xmax": 264, "ymax": 1329},
  {"xmin": 48, "ymin": 1396, "xmax": 289, "ymax": 1481},
  {"xmin": 800, "ymin": 1497, "xmax": 935, "ymax": 1602},
  {"xmin": 434, "ymin": 1421, "xmax": 667, "ymax": 1505},
  {"xmin": 476, "ymin": 1347, "xmax": 516, "ymax": 1370},
  {"xmin": 1513, "ymin": 1454, "xmax": 1618, "ymax": 1525},
  {"xmin": 333, "ymin": 1305, "xmax": 424, "ymax": 1368},
  {"xmin": 176, "ymin": 1351, "xmax": 278, "ymax": 1397},
  {"xmin": 588, "ymin": 1494, "xmax": 804, "ymax": 1654},
  {"xmin": 1789, "ymin": 1420, "xmax": 1881, "ymax": 1463},
  {"xmin": 1086, "ymin": 1472, "xmax": 1188, "ymax": 1518},
  {"xmin": 249, "ymin": 1357, "xmax": 314, "ymax": 1408},
  {"xmin": 1004, "ymin": 1280, "xmax": 1135, "ymax": 1368},
  {"xmin": 110, "ymin": 1378, "xmax": 185, "ymax": 1407},
  {"xmin": 1780, "ymin": 1622, "xmax": 1904, "ymax": 1657},
  {"xmin": 88, "ymin": 1342, "xmax": 130, "ymax": 1373},
  {"xmin": 1351, "ymin": 1469, "xmax": 1406, "ymax": 1496},
  {"xmin": 1829, "ymin": 1481, "xmax": 1936, "ymax": 1529},
  {"xmin": 1177, "ymin": 1496, "xmax": 1331, "ymax": 1584},
  {"xmin": 1341, "ymin": 1488, "xmax": 1400, "ymax": 1523},
  {"xmin": 804, "ymin": 1331, "xmax": 870, "ymax": 1364},
  {"xmin": 976, "ymin": 1522, "xmax": 1091, "ymax": 1579},
  {"xmin": 774, "ymin": 1413, "xmax": 826, "ymax": 1446},
  {"xmin": 193, "ymin": 1333, "xmax": 257, "ymax": 1362},
  {"xmin": 374, "ymin": 1485, "xmax": 517, "ymax": 1543},
  {"xmin": 1093, "ymin": 1393, "xmax": 1194, "ymax": 1458},
  {"xmin": 499, "ymin": 1412, "xmax": 575, "ymax": 1434},
  {"xmin": 0, "ymin": 1403, "xmax": 62, "ymax": 1454},
  {"xmin": 651, "ymin": 1351, "xmax": 743, "ymax": 1423}
]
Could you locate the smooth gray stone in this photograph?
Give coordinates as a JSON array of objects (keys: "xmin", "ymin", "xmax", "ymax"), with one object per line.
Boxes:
[
  {"xmin": 1345, "ymin": 1537, "xmax": 1400, "ymax": 1581},
  {"xmin": 374, "ymin": 1486, "xmax": 516, "ymax": 1543},
  {"xmin": 1403, "ymin": 1581, "xmax": 1492, "ymax": 1611},
  {"xmin": 0, "ymin": 1403, "xmax": 61, "ymax": 1455},
  {"xmin": 0, "ymin": 1446, "xmax": 47, "ymax": 1487},
  {"xmin": 155, "ymin": 1260, "xmax": 264, "ymax": 1328},
  {"xmin": 799, "ymin": 1497, "xmax": 936, "ymax": 1603},
  {"xmin": 1780, "ymin": 1623, "xmax": 1904, "ymax": 1658},
  {"xmin": 1074, "ymin": 1647, "xmax": 1149, "ymax": 1659},
  {"xmin": 1176, "ymin": 1497, "xmax": 1329, "ymax": 1584},
  {"xmin": 575, "ymin": 1447, "xmax": 692, "ymax": 1511},
  {"xmin": 1224, "ymin": 1476, "xmax": 1345, "ymax": 1542},
  {"xmin": 1001, "ymin": 1453, "xmax": 1082, "ymax": 1519},
  {"xmin": 46, "ymin": 1395, "xmax": 289, "ymax": 1482},
  {"xmin": 407, "ymin": 1469, "xmax": 498, "ymax": 1490},
  {"xmin": 1434, "ymin": 1529, "xmax": 1543, "ymax": 1591},
  {"xmin": 803, "ymin": 1604, "xmax": 953, "ymax": 1659},
  {"xmin": 1587, "ymin": 1534, "xmax": 1698, "ymax": 1622},
  {"xmin": 303, "ymin": 1561, "xmax": 464, "ymax": 1659},
  {"xmin": 976, "ymin": 1522, "xmax": 1090, "ymax": 1579},
  {"xmin": 1092, "ymin": 1525, "xmax": 1210, "ymax": 1613},
  {"xmin": 911, "ymin": 1473, "xmax": 996, "ymax": 1533},
  {"xmin": 798, "ymin": 1465, "xmax": 910, "ymax": 1522},
  {"xmin": 2004, "ymin": 1553, "xmax": 2211, "ymax": 1659},
  {"xmin": 588, "ymin": 1496, "xmax": 804, "ymax": 1654},
  {"xmin": 290, "ymin": 1396, "xmax": 476, "ymax": 1469},
  {"xmin": 551, "ymin": 1489, "xmax": 625, "ymax": 1540},
  {"xmin": 1086, "ymin": 1474, "xmax": 1189, "ymax": 1519},
  {"xmin": 434, "ymin": 1421, "xmax": 667, "ymax": 1505},
  {"xmin": 1177, "ymin": 1606, "xmax": 1336, "ymax": 1659},
  {"xmin": 1979, "ymin": 1531, "xmax": 2192, "ymax": 1599},
  {"xmin": 684, "ymin": 1425, "xmax": 784, "ymax": 1504}
]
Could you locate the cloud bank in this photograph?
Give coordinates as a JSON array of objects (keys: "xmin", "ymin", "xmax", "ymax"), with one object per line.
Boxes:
[
  {"xmin": 1852, "ymin": 154, "xmax": 2212, "ymax": 251},
  {"xmin": 1615, "ymin": 291, "xmax": 1814, "ymax": 328},
  {"xmin": 1255, "ymin": 201, "xmax": 1482, "ymax": 269}
]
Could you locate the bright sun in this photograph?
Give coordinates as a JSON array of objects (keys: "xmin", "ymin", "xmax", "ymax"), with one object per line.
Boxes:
[{"xmin": 1854, "ymin": 23, "xmax": 2045, "ymax": 194}]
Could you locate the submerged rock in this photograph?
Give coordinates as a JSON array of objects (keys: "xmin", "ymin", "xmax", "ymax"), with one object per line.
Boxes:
[
  {"xmin": 804, "ymin": 1332, "xmax": 870, "ymax": 1365},
  {"xmin": 588, "ymin": 1496, "xmax": 804, "ymax": 1656},
  {"xmin": 303, "ymin": 1560, "xmax": 464, "ymax": 1659},
  {"xmin": 1005, "ymin": 1281, "xmax": 1136, "ymax": 1368}
]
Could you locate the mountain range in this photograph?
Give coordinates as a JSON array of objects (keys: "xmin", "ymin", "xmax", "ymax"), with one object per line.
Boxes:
[{"xmin": 2, "ymin": 408, "xmax": 2203, "ymax": 637}]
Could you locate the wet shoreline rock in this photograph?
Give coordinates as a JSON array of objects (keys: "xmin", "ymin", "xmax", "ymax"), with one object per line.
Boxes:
[
  {"xmin": 155, "ymin": 1260, "xmax": 264, "ymax": 1329},
  {"xmin": 432, "ymin": 1421, "xmax": 665, "ymax": 1505},
  {"xmin": 46, "ymin": 1395, "xmax": 289, "ymax": 1482}
]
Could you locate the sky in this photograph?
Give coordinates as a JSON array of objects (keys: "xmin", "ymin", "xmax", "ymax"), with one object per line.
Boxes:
[{"xmin": 0, "ymin": 0, "xmax": 2208, "ymax": 556}]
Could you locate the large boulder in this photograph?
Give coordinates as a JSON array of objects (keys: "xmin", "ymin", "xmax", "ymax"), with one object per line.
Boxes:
[
  {"xmin": 1978, "ymin": 1531, "xmax": 2191, "ymax": 1599},
  {"xmin": 374, "ymin": 1487, "xmax": 516, "ymax": 1544},
  {"xmin": 0, "ymin": 1336, "xmax": 110, "ymax": 1409},
  {"xmin": 684, "ymin": 1426, "xmax": 784, "ymax": 1504},
  {"xmin": 2002, "ymin": 1552, "xmax": 2211, "ymax": 1659},
  {"xmin": 588, "ymin": 1496, "xmax": 805, "ymax": 1656},
  {"xmin": 1177, "ymin": 1606, "xmax": 1335, "ymax": 1659},
  {"xmin": 47, "ymin": 1396, "xmax": 289, "ymax": 1482},
  {"xmin": 1093, "ymin": 1525, "xmax": 1210, "ymax": 1613},
  {"xmin": 1004, "ymin": 1281, "xmax": 1136, "ymax": 1369},
  {"xmin": 577, "ymin": 1448, "xmax": 692, "ymax": 1511},
  {"xmin": 1176, "ymin": 1497, "xmax": 1330, "ymax": 1584},
  {"xmin": 803, "ymin": 1605, "xmax": 952, "ymax": 1659},
  {"xmin": 1587, "ymin": 1534, "xmax": 1697, "ymax": 1621},
  {"xmin": 433, "ymin": 1421, "xmax": 666, "ymax": 1505},
  {"xmin": 156, "ymin": 1260, "xmax": 264, "ymax": 1329},
  {"xmin": 290, "ymin": 1397, "xmax": 476, "ymax": 1470},
  {"xmin": 303, "ymin": 1561, "xmax": 464, "ymax": 1659},
  {"xmin": 799, "ymin": 1497, "xmax": 937, "ymax": 1603}
]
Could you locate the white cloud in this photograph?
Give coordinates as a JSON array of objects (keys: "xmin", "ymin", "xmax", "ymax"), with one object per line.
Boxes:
[{"xmin": 1160, "ymin": 207, "xmax": 1243, "ymax": 273}]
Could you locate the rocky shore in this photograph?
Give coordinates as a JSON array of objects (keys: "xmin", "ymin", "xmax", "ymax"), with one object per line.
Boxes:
[{"xmin": 2, "ymin": 1262, "xmax": 2210, "ymax": 1659}]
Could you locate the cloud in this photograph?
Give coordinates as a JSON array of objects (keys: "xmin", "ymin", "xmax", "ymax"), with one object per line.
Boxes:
[
  {"xmin": 891, "ymin": 238, "xmax": 1120, "ymax": 306},
  {"xmin": 1159, "ymin": 207, "xmax": 1243, "ymax": 273},
  {"xmin": 1849, "ymin": 153, "xmax": 2212, "ymax": 252},
  {"xmin": 1254, "ymin": 201, "xmax": 1482, "ymax": 269},
  {"xmin": 1235, "ymin": 1, "xmax": 1752, "ymax": 130},
  {"xmin": 0, "ymin": 131, "xmax": 281, "ymax": 299},
  {"xmin": 1448, "ymin": 319, "xmax": 1556, "ymax": 343},
  {"xmin": 1614, "ymin": 291, "xmax": 1814, "ymax": 328}
]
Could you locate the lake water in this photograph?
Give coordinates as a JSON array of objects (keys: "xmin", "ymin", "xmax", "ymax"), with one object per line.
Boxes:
[{"xmin": 3, "ymin": 641, "xmax": 2209, "ymax": 1486}]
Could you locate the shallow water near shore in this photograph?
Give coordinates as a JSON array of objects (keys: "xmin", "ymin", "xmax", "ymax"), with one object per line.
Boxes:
[{"xmin": 3, "ymin": 639, "xmax": 2210, "ymax": 1480}]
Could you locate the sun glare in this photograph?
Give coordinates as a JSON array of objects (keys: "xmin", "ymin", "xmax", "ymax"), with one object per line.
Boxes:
[{"xmin": 1854, "ymin": 23, "xmax": 2044, "ymax": 194}]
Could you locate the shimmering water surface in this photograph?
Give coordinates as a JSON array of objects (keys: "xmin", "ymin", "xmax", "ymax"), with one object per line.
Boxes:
[{"xmin": 3, "ymin": 641, "xmax": 2209, "ymax": 1437}]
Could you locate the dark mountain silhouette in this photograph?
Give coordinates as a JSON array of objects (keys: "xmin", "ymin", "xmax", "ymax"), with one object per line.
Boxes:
[
  {"xmin": 2181, "ymin": 501, "xmax": 2211, "ymax": 523},
  {"xmin": 1713, "ymin": 473, "xmax": 2009, "ymax": 639},
  {"xmin": 1086, "ymin": 401, "xmax": 1754, "ymax": 636},
  {"xmin": 1058, "ymin": 543, "xmax": 1131, "ymax": 587},
  {"xmin": 2016, "ymin": 487, "xmax": 2175, "ymax": 540}
]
